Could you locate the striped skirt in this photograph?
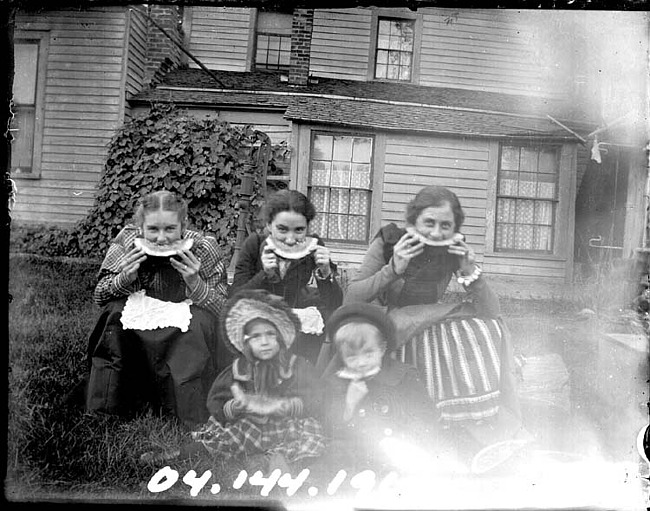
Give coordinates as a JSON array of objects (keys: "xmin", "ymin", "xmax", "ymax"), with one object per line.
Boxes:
[{"xmin": 396, "ymin": 317, "xmax": 505, "ymax": 423}]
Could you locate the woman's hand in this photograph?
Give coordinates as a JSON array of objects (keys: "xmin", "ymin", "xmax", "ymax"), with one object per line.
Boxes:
[
  {"xmin": 171, "ymin": 247, "xmax": 201, "ymax": 289},
  {"xmin": 261, "ymin": 245, "xmax": 279, "ymax": 276},
  {"xmin": 120, "ymin": 246, "xmax": 147, "ymax": 284},
  {"xmin": 314, "ymin": 245, "xmax": 332, "ymax": 278},
  {"xmin": 448, "ymin": 240, "xmax": 476, "ymax": 275},
  {"xmin": 392, "ymin": 231, "xmax": 425, "ymax": 275}
]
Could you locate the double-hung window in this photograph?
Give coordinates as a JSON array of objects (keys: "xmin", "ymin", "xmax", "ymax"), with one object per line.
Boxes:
[
  {"xmin": 254, "ymin": 11, "xmax": 292, "ymax": 72},
  {"xmin": 495, "ymin": 144, "xmax": 560, "ymax": 252},
  {"xmin": 12, "ymin": 34, "xmax": 47, "ymax": 177},
  {"xmin": 308, "ymin": 133, "xmax": 374, "ymax": 244},
  {"xmin": 374, "ymin": 17, "xmax": 415, "ymax": 81}
]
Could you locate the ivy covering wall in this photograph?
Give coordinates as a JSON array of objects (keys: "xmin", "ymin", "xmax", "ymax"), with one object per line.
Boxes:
[{"xmin": 13, "ymin": 104, "xmax": 285, "ymax": 259}]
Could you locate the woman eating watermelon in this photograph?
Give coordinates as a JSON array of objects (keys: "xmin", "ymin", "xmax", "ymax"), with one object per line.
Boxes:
[
  {"xmin": 341, "ymin": 185, "xmax": 532, "ymax": 474},
  {"xmin": 84, "ymin": 190, "xmax": 230, "ymax": 427},
  {"xmin": 229, "ymin": 189, "xmax": 343, "ymax": 367}
]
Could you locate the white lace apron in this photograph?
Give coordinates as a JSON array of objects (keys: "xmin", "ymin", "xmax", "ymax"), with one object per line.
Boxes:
[{"xmin": 120, "ymin": 290, "xmax": 193, "ymax": 333}]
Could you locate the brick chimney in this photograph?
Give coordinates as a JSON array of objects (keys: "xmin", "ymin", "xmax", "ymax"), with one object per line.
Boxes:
[
  {"xmin": 288, "ymin": 9, "xmax": 314, "ymax": 86},
  {"xmin": 145, "ymin": 5, "xmax": 184, "ymax": 86}
]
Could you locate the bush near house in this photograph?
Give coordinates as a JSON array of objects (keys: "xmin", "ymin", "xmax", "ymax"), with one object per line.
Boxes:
[{"xmin": 12, "ymin": 104, "xmax": 288, "ymax": 259}]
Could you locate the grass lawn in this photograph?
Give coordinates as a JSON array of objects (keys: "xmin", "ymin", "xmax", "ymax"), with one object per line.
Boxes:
[
  {"xmin": 7, "ymin": 255, "xmax": 262, "ymax": 503},
  {"xmin": 7, "ymin": 254, "xmax": 648, "ymax": 506}
]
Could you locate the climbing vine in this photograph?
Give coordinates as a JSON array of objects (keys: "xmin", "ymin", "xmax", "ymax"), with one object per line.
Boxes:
[{"xmin": 14, "ymin": 104, "xmax": 288, "ymax": 259}]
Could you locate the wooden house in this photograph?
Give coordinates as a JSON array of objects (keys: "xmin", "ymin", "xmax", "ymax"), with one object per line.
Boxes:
[
  {"xmin": 10, "ymin": 4, "xmax": 179, "ymax": 224},
  {"xmin": 12, "ymin": 5, "xmax": 649, "ymax": 297}
]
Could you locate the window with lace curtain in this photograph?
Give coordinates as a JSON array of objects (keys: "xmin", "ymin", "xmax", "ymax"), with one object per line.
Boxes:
[
  {"xmin": 495, "ymin": 144, "xmax": 560, "ymax": 252},
  {"xmin": 308, "ymin": 133, "xmax": 374, "ymax": 244}
]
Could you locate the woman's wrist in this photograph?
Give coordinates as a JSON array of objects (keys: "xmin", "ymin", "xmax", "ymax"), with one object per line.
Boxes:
[
  {"xmin": 315, "ymin": 266, "xmax": 333, "ymax": 281},
  {"xmin": 457, "ymin": 264, "xmax": 482, "ymax": 286}
]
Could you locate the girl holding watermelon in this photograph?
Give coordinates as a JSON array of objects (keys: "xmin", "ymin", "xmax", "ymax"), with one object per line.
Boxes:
[
  {"xmin": 84, "ymin": 190, "xmax": 230, "ymax": 427},
  {"xmin": 230, "ymin": 189, "xmax": 343, "ymax": 368},
  {"xmin": 141, "ymin": 289, "xmax": 327, "ymax": 471}
]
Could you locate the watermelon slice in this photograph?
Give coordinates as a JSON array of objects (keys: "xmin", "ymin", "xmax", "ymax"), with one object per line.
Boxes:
[
  {"xmin": 406, "ymin": 226, "xmax": 464, "ymax": 247},
  {"xmin": 134, "ymin": 237, "xmax": 193, "ymax": 258},
  {"xmin": 265, "ymin": 236, "xmax": 318, "ymax": 260}
]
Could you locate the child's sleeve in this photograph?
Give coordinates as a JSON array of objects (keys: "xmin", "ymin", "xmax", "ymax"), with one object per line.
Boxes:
[{"xmin": 206, "ymin": 365, "xmax": 241, "ymax": 423}]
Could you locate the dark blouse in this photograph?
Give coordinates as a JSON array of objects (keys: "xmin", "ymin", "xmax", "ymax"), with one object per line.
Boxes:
[{"xmin": 230, "ymin": 231, "xmax": 343, "ymax": 315}]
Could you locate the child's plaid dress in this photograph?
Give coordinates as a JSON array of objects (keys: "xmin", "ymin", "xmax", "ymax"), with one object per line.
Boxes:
[{"xmin": 193, "ymin": 355, "xmax": 326, "ymax": 463}]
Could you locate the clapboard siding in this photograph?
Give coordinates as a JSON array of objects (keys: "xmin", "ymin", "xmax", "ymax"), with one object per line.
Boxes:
[
  {"xmin": 309, "ymin": 7, "xmax": 564, "ymax": 97},
  {"xmin": 482, "ymin": 253, "xmax": 566, "ymax": 279},
  {"xmin": 310, "ymin": 8, "xmax": 372, "ymax": 81},
  {"xmin": 45, "ymin": 111, "xmax": 121, "ymax": 122},
  {"xmin": 48, "ymin": 45, "xmax": 124, "ymax": 57},
  {"xmin": 16, "ymin": 185, "xmax": 96, "ymax": 206},
  {"xmin": 13, "ymin": 7, "xmax": 129, "ymax": 225},
  {"xmin": 418, "ymin": 9, "xmax": 556, "ymax": 96},
  {"xmin": 187, "ymin": 7, "xmax": 252, "ymax": 72},
  {"xmin": 380, "ymin": 134, "xmax": 491, "ymax": 255}
]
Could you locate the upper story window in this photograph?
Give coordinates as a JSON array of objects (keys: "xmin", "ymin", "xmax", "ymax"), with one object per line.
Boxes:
[
  {"xmin": 374, "ymin": 17, "xmax": 415, "ymax": 81},
  {"xmin": 12, "ymin": 33, "xmax": 48, "ymax": 178},
  {"xmin": 308, "ymin": 133, "xmax": 374, "ymax": 244},
  {"xmin": 495, "ymin": 144, "xmax": 560, "ymax": 253},
  {"xmin": 255, "ymin": 11, "xmax": 292, "ymax": 72}
]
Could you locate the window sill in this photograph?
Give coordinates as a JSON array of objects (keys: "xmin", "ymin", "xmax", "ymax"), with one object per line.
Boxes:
[
  {"xmin": 371, "ymin": 77, "xmax": 414, "ymax": 85},
  {"xmin": 318, "ymin": 240, "xmax": 369, "ymax": 250}
]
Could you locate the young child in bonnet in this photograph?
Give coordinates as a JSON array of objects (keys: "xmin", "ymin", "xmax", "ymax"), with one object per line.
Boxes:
[
  {"xmin": 317, "ymin": 303, "xmax": 439, "ymax": 478},
  {"xmin": 141, "ymin": 289, "xmax": 326, "ymax": 472}
]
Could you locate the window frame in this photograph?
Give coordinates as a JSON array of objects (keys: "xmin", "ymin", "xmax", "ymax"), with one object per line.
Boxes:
[
  {"xmin": 12, "ymin": 31, "xmax": 49, "ymax": 180},
  {"xmin": 252, "ymin": 9, "xmax": 293, "ymax": 73},
  {"xmin": 306, "ymin": 130, "xmax": 377, "ymax": 246},
  {"xmin": 367, "ymin": 8, "xmax": 422, "ymax": 84},
  {"xmin": 493, "ymin": 141, "xmax": 563, "ymax": 255}
]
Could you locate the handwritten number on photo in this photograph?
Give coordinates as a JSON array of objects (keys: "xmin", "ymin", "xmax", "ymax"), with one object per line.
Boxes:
[
  {"xmin": 277, "ymin": 469, "xmax": 310, "ymax": 496},
  {"xmin": 249, "ymin": 469, "xmax": 282, "ymax": 496},
  {"xmin": 350, "ymin": 469, "xmax": 376, "ymax": 497},
  {"xmin": 146, "ymin": 467, "xmax": 383, "ymax": 497},
  {"xmin": 326, "ymin": 469, "xmax": 347, "ymax": 495},
  {"xmin": 183, "ymin": 470, "xmax": 212, "ymax": 497},
  {"xmin": 233, "ymin": 470, "xmax": 248, "ymax": 489},
  {"xmin": 147, "ymin": 466, "xmax": 179, "ymax": 493}
]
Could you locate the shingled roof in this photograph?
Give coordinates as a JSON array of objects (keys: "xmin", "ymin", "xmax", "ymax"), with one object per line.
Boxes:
[
  {"xmin": 129, "ymin": 68, "xmax": 594, "ymax": 139},
  {"xmin": 285, "ymin": 96, "xmax": 584, "ymax": 139}
]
